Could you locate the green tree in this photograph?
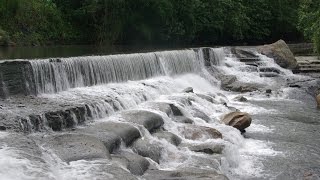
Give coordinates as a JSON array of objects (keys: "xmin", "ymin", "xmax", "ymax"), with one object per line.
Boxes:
[{"xmin": 299, "ymin": 0, "xmax": 320, "ymax": 54}]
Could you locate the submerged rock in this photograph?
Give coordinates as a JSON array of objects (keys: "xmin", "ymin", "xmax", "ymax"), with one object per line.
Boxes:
[
  {"xmin": 121, "ymin": 110, "xmax": 164, "ymax": 132},
  {"xmin": 43, "ymin": 133, "xmax": 110, "ymax": 162},
  {"xmin": 258, "ymin": 40, "xmax": 298, "ymax": 69},
  {"xmin": 222, "ymin": 112, "xmax": 252, "ymax": 132},
  {"xmin": 179, "ymin": 125, "xmax": 222, "ymax": 140}
]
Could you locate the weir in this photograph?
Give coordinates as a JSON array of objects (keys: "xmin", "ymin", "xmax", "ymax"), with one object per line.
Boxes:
[{"xmin": 0, "ymin": 48, "xmax": 224, "ymax": 98}]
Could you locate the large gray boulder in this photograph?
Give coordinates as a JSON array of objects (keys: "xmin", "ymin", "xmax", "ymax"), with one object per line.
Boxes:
[
  {"xmin": 43, "ymin": 133, "xmax": 110, "ymax": 162},
  {"xmin": 121, "ymin": 110, "xmax": 164, "ymax": 132},
  {"xmin": 222, "ymin": 112, "xmax": 252, "ymax": 132},
  {"xmin": 258, "ymin": 40, "xmax": 298, "ymax": 69}
]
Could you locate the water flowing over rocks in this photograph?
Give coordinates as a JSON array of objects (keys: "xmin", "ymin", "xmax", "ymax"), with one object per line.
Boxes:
[{"xmin": 1, "ymin": 45, "xmax": 320, "ymax": 180}]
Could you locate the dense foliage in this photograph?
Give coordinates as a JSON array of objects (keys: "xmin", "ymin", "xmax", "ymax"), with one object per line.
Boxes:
[
  {"xmin": 299, "ymin": 0, "xmax": 320, "ymax": 54},
  {"xmin": 0, "ymin": 0, "xmax": 312, "ymax": 46}
]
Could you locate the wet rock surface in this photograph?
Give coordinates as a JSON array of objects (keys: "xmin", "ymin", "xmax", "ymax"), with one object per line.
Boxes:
[
  {"xmin": 222, "ymin": 112, "xmax": 252, "ymax": 132},
  {"xmin": 111, "ymin": 151, "xmax": 150, "ymax": 175},
  {"xmin": 121, "ymin": 110, "xmax": 164, "ymax": 132},
  {"xmin": 179, "ymin": 125, "xmax": 222, "ymax": 140},
  {"xmin": 42, "ymin": 133, "xmax": 110, "ymax": 162},
  {"xmin": 152, "ymin": 130, "xmax": 182, "ymax": 146}
]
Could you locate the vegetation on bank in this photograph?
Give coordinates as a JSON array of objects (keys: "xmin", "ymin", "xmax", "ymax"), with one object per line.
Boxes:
[{"xmin": 0, "ymin": 0, "xmax": 318, "ymax": 53}]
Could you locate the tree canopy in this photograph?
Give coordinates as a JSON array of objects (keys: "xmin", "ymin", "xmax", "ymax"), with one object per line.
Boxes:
[{"xmin": 0, "ymin": 0, "xmax": 314, "ymax": 49}]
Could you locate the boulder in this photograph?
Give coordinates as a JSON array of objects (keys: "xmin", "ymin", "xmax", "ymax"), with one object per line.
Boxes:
[
  {"xmin": 258, "ymin": 40, "xmax": 298, "ymax": 69},
  {"xmin": 222, "ymin": 112, "xmax": 252, "ymax": 132},
  {"xmin": 317, "ymin": 94, "xmax": 320, "ymax": 108},
  {"xmin": 169, "ymin": 104, "xmax": 184, "ymax": 116},
  {"xmin": 43, "ymin": 133, "xmax": 110, "ymax": 162},
  {"xmin": 153, "ymin": 131, "xmax": 182, "ymax": 146},
  {"xmin": 132, "ymin": 138, "xmax": 163, "ymax": 163},
  {"xmin": 112, "ymin": 151, "xmax": 150, "ymax": 176},
  {"xmin": 178, "ymin": 125, "xmax": 222, "ymax": 140},
  {"xmin": 121, "ymin": 110, "xmax": 164, "ymax": 132}
]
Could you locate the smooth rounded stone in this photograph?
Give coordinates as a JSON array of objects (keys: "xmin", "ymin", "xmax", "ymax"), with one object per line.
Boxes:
[
  {"xmin": 178, "ymin": 125, "xmax": 222, "ymax": 140},
  {"xmin": 181, "ymin": 142, "xmax": 225, "ymax": 154},
  {"xmin": 182, "ymin": 87, "xmax": 194, "ymax": 93},
  {"xmin": 222, "ymin": 111, "xmax": 252, "ymax": 132},
  {"xmin": 317, "ymin": 94, "xmax": 320, "ymax": 108},
  {"xmin": 111, "ymin": 151, "xmax": 150, "ymax": 176},
  {"xmin": 234, "ymin": 96, "xmax": 248, "ymax": 102},
  {"xmin": 132, "ymin": 138, "xmax": 163, "ymax": 163},
  {"xmin": 172, "ymin": 116, "xmax": 194, "ymax": 124},
  {"xmin": 152, "ymin": 131, "xmax": 182, "ymax": 146},
  {"xmin": 121, "ymin": 110, "xmax": 164, "ymax": 132},
  {"xmin": 191, "ymin": 108, "xmax": 211, "ymax": 122},
  {"xmin": 43, "ymin": 133, "xmax": 110, "ymax": 162},
  {"xmin": 78, "ymin": 121, "xmax": 141, "ymax": 147},
  {"xmin": 259, "ymin": 67, "xmax": 281, "ymax": 74},
  {"xmin": 223, "ymin": 81, "xmax": 260, "ymax": 93},
  {"xmin": 258, "ymin": 40, "xmax": 298, "ymax": 69},
  {"xmin": 142, "ymin": 168, "xmax": 228, "ymax": 180},
  {"xmin": 142, "ymin": 102, "xmax": 172, "ymax": 116}
]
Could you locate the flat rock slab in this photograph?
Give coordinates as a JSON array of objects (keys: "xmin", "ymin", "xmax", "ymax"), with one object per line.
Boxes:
[
  {"xmin": 121, "ymin": 110, "xmax": 164, "ymax": 132},
  {"xmin": 78, "ymin": 121, "xmax": 141, "ymax": 147},
  {"xmin": 43, "ymin": 133, "xmax": 110, "ymax": 162},
  {"xmin": 112, "ymin": 151, "xmax": 150, "ymax": 176}
]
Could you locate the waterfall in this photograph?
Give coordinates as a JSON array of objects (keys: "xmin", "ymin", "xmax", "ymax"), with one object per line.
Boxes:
[{"xmin": 29, "ymin": 50, "xmax": 202, "ymax": 95}]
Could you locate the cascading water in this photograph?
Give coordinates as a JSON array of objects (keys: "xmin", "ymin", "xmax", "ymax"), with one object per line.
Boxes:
[
  {"xmin": 29, "ymin": 50, "xmax": 201, "ymax": 94},
  {"xmin": 0, "ymin": 47, "xmax": 319, "ymax": 180}
]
